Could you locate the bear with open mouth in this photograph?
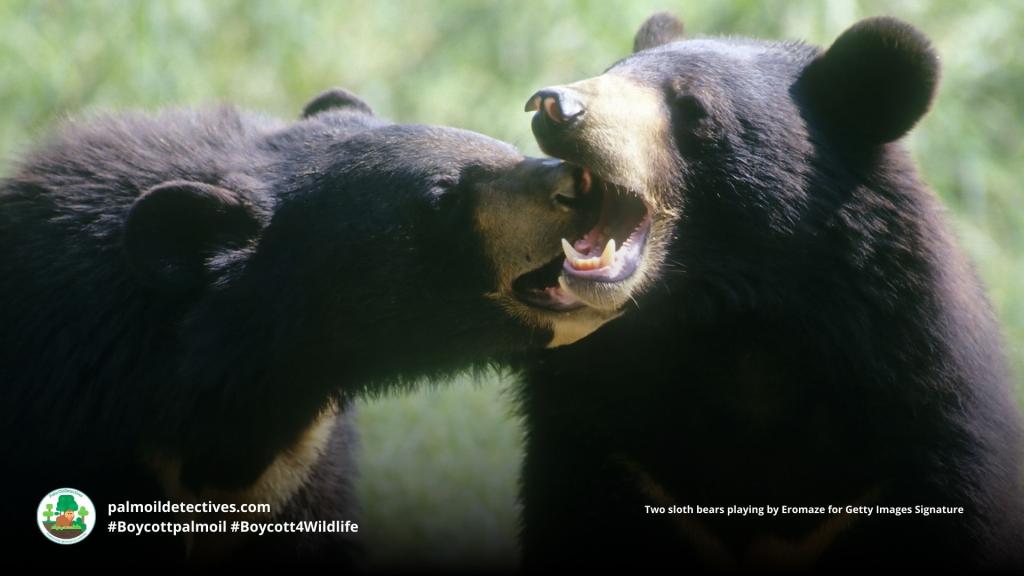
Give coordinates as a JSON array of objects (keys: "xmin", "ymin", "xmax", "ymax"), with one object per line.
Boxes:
[
  {"xmin": 0, "ymin": 88, "xmax": 617, "ymax": 564},
  {"xmin": 517, "ymin": 13, "xmax": 1024, "ymax": 570}
]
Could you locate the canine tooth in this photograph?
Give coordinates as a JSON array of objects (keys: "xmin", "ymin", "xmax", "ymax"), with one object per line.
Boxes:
[
  {"xmin": 562, "ymin": 238, "xmax": 582, "ymax": 261},
  {"xmin": 600, "ymin": 238, "xmax": 616, "ymax": 268}
]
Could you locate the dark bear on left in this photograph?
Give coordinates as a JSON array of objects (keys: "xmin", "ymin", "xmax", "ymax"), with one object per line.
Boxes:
[{"xmin": 0, "ymin": 88, "xmax": 618, "ymax": 565}]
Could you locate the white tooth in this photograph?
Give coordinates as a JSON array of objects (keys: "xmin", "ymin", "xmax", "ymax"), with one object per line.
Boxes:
[
  {"xmin": 561, "ymin": 238, "xmax": 580, "ymax": 261},
  {"xmin": 599, "ymin": 238, "xmax": 616, "ymax": 268},
  {"xmin": 561, "ymin": 238, "xmax": 573, "ymax": 260},
  {"xmin": 561, "ymin": 238, "xmax": 587, "ymax": 269}
]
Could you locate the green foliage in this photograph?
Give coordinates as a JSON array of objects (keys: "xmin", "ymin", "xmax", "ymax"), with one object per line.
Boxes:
[
  {"xmin": 2, "ymin": 0, "xmax": 1021, "ymax": 568},
  {"xmin": 42, "ymin": 503, "xmax": 54, "ymax": 522},
  {"xmin": 54, "ymin": 495, "xmax": 78, "ymax": 514}
]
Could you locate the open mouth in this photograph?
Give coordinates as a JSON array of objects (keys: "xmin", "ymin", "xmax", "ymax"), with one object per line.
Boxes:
[
  {"xmin": 513, "ymin": 167, "xmax": 652, "ymax": 312},
  {"xmin": 559, "ymin": 170, "xmax": 651, "ymax": 283},
  {"xmin": 512, "ymin": 255, "xmax": 583, "ymax": 311}
]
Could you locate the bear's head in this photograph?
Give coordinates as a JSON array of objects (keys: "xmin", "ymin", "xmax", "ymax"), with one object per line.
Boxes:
[
  {"xmin": 526, "ymin": 14, "xmax": 939, "ymax": 318},
  {"xmin": 123, "ymin": 97, "xmax": 619, "ymax": 391}
]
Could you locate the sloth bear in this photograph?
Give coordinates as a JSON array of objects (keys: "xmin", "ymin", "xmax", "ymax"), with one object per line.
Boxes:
[
  {"xmin": 0, "ymin": 88, "xmax": 617, "ymax": 563},
  {"xmin": 518, "ymin": 14, "xmax": 1024, "ymax": 570}
]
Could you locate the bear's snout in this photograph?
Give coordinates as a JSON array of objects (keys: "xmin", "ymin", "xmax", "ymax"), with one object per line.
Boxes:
[{"xmin": 525, "ymin": 87, "xmax": 586, "ymax": 125}]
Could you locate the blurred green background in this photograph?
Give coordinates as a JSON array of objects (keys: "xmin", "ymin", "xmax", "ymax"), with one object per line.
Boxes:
[{"xmin": 2, "ymin": 0, "xmax": 1021, "ymax": 569}]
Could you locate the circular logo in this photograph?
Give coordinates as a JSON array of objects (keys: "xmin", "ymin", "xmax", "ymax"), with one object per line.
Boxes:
[{"xmin": 38, "ymin": 488, "xmax": 96, "ymax": 545}]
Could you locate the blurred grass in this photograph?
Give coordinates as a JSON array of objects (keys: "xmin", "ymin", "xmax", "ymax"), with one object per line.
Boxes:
[
  {"xmin": 1, "ymin": 0, "xmax": 1021, "ymax": 568},
  {"xmin": 354, "ymin": 374, "xmax": 523, "ymax": 569}
]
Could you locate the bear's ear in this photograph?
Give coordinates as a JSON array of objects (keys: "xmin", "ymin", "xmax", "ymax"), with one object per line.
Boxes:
[
  {"xmin": 124, "ymin": 181, "xmax": 263, "ymax": 294},
  {"xmin": 301, "ymin": 87, "xmax": 374, "ymax": 119},
  {"xmin": 634, "ymin": 12, "xmax": 684, "ymax": 53},
  {"xmin": 799, "ymin": 17, "xmax": 939, "ymax": 144}
]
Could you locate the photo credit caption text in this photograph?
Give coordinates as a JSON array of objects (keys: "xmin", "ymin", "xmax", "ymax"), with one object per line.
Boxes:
[{"xmin": 644, "ymin": 505, "xmax": 965, "ymax": 517}]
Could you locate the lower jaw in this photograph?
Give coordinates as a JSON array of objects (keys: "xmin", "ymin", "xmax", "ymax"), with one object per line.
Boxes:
[
  {"xmin": 558, "ymin": 232, "xmax": 650, "ymax": 310},
  {"xmin": 557, "ymin": 273, "xmax": 637, "ymax": 311},
  {"xmin": 514, "ymin": 255, "xmax": 646, "ymax": 313},
  {"xmin": 512, "ymin": 222, "xmax": 653, "ymax": 313},
  {"xmin": 508, "ymin": 284, "xmax": 629, "ymax": 347},
  {"xmin": 516, "ymin": 287, "xmax": 586, "ymax": 312},
  {"xmin": 544, "ymin": 305, "xmax": 623, "ymax": 348}
]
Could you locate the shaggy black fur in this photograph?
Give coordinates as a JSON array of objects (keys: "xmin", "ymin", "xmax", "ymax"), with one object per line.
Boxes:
[
  {"xmin": 0, "ymin": 89, "xmax": 568, "ymax": 565},
  {"xmin": 519, "ymin": 15, "xmax": 1024, "ymax": 571}
]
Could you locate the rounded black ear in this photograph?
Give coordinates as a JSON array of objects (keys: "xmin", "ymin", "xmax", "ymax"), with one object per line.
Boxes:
[
  {"xmin": 124, "ymin": 181, "xmax": 263, "ymax": 294},
  {"xmin": 301, "ymin": 87, "xmax": 374, "ymax": 119},
  {"xmin": 799, "ymin": 17, "xmax": 939, "ymax": 144},
  {"xmin": 634, "ymin": 12, "xmax": 684, "ymax": 53}
]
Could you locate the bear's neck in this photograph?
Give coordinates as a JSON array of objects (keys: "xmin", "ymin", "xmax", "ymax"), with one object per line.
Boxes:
[{"xmin": 162, "ymin": 280, "xmax": 350, "ymax": 493}]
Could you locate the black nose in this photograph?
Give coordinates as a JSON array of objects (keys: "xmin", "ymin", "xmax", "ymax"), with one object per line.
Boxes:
[{"xmin": 525, "ymin": 87, "xmax": 585, "ymax": 124}]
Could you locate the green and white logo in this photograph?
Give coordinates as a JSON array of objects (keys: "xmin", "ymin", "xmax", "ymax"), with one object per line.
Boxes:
[{"xmin": 38, "ymin": 488, "xmax": 95, "ymax": 544}]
